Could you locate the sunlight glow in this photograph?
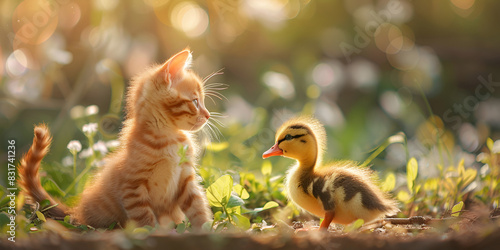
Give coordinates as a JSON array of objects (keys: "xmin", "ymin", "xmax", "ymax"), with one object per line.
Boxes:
[
  {"xmin": 171, "ymin": 2, "xmax": 209, "ymax": 38},
  {"xmin": 0, "ymin": 46, "xmax": 3, "ymax": 76},
  {"xmin": 6, "ymin": 50, "xmax": 28, "ymax": 77},
  {"xmin": 347, "ymin": 59, "xmax": 379, "ymax": 89},
  {"xmin": 451, "ymin": 0, "xmax": 475, "ymax": 10},
  {"xmin": 263, "ymin": 71, "xmax": 295, "ymax": 99},
  {"xmin": 59, "ymin": 2, "xmax": 81, "ymax": 30},
  {"xmin": 12, "ymin": 0, "xmax": 58, "ymax": 46},
  {"xmin": 312, "ymin": 61, "xmax": 345, "ymax": 92}
]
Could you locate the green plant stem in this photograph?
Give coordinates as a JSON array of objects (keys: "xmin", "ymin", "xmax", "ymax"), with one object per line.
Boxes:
[
  {"xmin": 64, "ymin": 161, "xmax": 94, "ymax": 195},
  {"xmin": 222, "ymin": 206, "xmax": 233, "ymax": 225},
  {"xmin": 88, "ymin": 136, "xmax": 96, "ymax": 160},
  {"xmin": 72, "ymin": 153, "xmax": 77, "ymax": 179},
  {"xmin": 65, "ymin": 135, "xmax": 95, "ymax": 195},
  {"xmin": 417, "ymin": 83, "xmax": 452, "ymax": 166},
  {"xmin": 360, "ymin": 132, "xmax": 407, "ymax": 168}
]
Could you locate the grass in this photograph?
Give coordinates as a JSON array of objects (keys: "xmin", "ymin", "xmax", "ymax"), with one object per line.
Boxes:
[{"xmin": 1, "ymin": 106, "xmax": 500, "ymax": 243}]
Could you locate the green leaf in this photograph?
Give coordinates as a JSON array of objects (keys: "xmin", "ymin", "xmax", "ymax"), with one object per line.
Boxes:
[
  {"xmin": 424, "ymin": 178, "xmax": 439, "ymax": 192},
  {"xmin": 108, "ymin": 222, "xmax": 117, "ymax": 230},
  {"xmin": 40, "ymin": 203, "xmax": 60, "ymax": 213},
  {"xmin": 261, "ymin": 160, "xmax": 272, "ymax": 176},
  {"xmin": 57, "ymin": 220, "xmax": 77, "ymax": 229},
  {"xmin": 132, "ymin": 227, "xmax": 150, "ymax": 238},
  {"xmin": 487, "ymin": 138, "xmax": 494, "ymax": 151},
  {"xmin": 0, "ymin": 196, "xmax": 9, "ymax": 208},
  {"xmin": 462, "ymin": 169, "xmax": 477, "ymax": 187},
  {"xmin": 243, "ymin": 201, "xmax": 279, "ymax": 214},
  {"xmin": 407, "ymin": 157, "xmax": 418, "ymax": 192},
  {"xmin": 397, "ymin": 190, "xmax": 411, "ymax": 203},
  {"xmin": 36, "ymin": 211, "xmax": 46, "ymax": 222},
  {"xmin": 176, "ymin": 222, "xmax": 186, "ymax": 234},
  {"xmin": 414, "ymin": 184, "xmax": 422, "ymax": 194},
  {"xmin": 381, "ymin": 172, "xmax": 396, "ymax": 192},
  {"xmin": 206, "ymin": 175, "xmax": 233, "ymax": 207},
  {"xmin": 206, "ymin": 142, "xmax": 229, "ymax": 152},
  {"xmin": 178, "ymin": 145, "xmax": 189, "ymax": 165},
  {"xmin": 457, "ymin": 158, "xmax": 465, "ymax": 176},
  {"xmin": 343, "ymin": 219, "xmax": 364, "ymax": 232},
  {"xmin": 39, "ymin": 199, "xmax": 51, "ymax": 209},
  {"xmin": 451, "ymin": 201, "xmax": 464, "ymax": 217},
  {"xmin": 233, "ymin": 184, "xmax": 250, "ymax": 199},
  {"xmin": 231, "ymin": 214, "xmax": 250, "ymax": 230},
  {"xmin": 227, "ymin": 194, "xmax": 245, "ymax": 208},
  {"xmin": 202, "ymin": 221, "xmax": 213, "ymax": 232},
  {"xmin": 0, "ymin": 213, "xmax": 11, "ymax": 228},
  {"xmin": 214, "ymin": 221, "xmax": 227, "ymax": 233},
  {"xmin": 42, "ymin": 179, "xmax": 66, "ymax": 198},
  {"xmin": 78, "ymin": 225, "xmax": 90, "ymax": 231},
  {"xmin": 262, "ymin": 201, "xmax": 279, "ymax": 210},
  {"xmin": 213, "ymin": 211, "xmax": 223, "ymax": 223}
]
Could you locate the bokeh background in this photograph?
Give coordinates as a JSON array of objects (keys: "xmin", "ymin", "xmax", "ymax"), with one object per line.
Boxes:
[{"xmin": 1, "ymin": 0, "xmax": 500, "ymax": 185}]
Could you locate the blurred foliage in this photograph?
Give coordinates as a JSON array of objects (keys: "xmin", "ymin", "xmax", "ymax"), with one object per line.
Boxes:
[{"xmin": 1, "ymin": 0, "xmax": 500, "ymax": 239}]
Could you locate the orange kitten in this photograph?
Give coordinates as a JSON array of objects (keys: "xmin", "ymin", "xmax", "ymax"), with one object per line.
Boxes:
[{"xmin": 19, "ymin": 49, "xmax": 214, "ymax": 230}]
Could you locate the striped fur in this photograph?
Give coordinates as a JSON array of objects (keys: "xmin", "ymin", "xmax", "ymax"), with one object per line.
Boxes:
[
  {"xmin": 18, "ymin": 125, "xmax": 68, "ymax": 219},
  {"xmin": 19, "ymin": 49, "xmax": 213, "ymax": 230}
]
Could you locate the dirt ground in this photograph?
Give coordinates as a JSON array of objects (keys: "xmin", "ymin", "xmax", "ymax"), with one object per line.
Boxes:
[{"xmin": 2, "ymin": 226, "xmax": 500, "ymax": 250}]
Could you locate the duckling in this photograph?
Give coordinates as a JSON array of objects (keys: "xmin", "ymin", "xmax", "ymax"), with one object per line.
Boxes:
[{"xmin": 263, "ymin": 116, "xmax": 398, "ymax": 230}]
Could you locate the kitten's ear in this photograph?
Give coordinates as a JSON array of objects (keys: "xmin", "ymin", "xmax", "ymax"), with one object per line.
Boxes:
[{"xmin": 161, "ymin": 49, "xmax": 192, "ymax": 86}]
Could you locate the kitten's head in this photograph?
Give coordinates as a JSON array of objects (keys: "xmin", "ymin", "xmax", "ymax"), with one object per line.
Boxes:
[{"xmin": 137, "ymin": 49, "xmax": 210, "ymax": 131}]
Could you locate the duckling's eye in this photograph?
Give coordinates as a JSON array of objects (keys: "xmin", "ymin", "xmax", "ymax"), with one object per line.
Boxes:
[{"xmin": 285, "ymin": 134, "xmax": 293, "ymax": 141}]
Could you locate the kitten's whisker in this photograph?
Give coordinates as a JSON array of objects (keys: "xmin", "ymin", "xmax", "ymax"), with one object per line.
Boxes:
[
  {"xmin": 204, "ymin": 87, "xmax": 228, "ymax": 92},
  {"xmin": 209, "ymin": 117, "xmax": 226, "ymax": 128},
  {"xmin": 205, "ymin": 82, "xmax": 228, "ymax": 86},
  {"xmin": 202, "ymin": 68, "xmax": 224, "ymax": 84},
  {"xmin": 207, "ymin": 120, "xmax": 224, "ymax": 141},
  {"xmin": 201, "ymin": 126, "xmax": 212, "ymax": 145},
  {"xmin": 206, "ymin": 91, "xmax": 228, "ymax": 101},
  {"xmin": 206, "ymin": 95, "xmax": 217, "ymax": 105},
  {"xmin": 205, "ymin": 121, "xmax": 221, "ymax": 143},
  {"xmin": 203, "ymin": 83, "xmax": 228, "ymax": 92},
  {"xmin": 204, "ymin": 83, "xmax": 228, "ymax": 90},
  {"xmin": 209, "ymin": 112, "xmax": 228, "ymax": 118},
  {"xmin": 206, "ymin": 94, "xmax": 222, "ymax": 101},
  {"xmin": 205, "ymin": 92, "xmax": 223, "ymax": 101}
]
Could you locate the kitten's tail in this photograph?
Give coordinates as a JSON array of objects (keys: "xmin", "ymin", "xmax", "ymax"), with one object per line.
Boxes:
[{"xmin": 18, "ymin": 124, "xmax": 68, "ymax": 219}]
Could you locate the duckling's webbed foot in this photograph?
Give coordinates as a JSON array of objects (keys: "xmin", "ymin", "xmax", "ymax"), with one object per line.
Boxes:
[{"xmin": 319, "ymin": 211, "xmax": 334, "ymax": 230}]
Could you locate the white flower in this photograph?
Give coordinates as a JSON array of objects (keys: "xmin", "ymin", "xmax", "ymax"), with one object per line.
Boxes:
[
  {"xmin": 476, "ymin": 152, "xmax": 488, "ymax": 163},
  {"xmin": 70, "ymin": 105, "xmax": 85, "ymax": 119},
  {"xmin": 83, "ymin": 123, "xmax": 98, "ymax": 136},
  {"xmin": 93, "ymin": 160, "xmax": 106, "ymax": 168},
  {"xmin": 93, "ymin": 141, "xmax": 108, "ymax": 155},
  {"xmin": 79, "ymin": 148, "xmax": 94, "ymax": 159},
  {"xmin": 62, "ymin": 156, "xmax": 73, "ymax": 167},
  {"xmin": 67, "ymin": 140, "xmax": 82, "ymax": 154},
  {"xmin": 85, "ymin": 105, "xmax": 99, "ymax": 116},
  {"xmin": 493, "ymin": 140, "xmax": 500, "ymax": 154},
  {"xmin": 106, "ymin": 140, "xmax": 120, "ymax": 149}
]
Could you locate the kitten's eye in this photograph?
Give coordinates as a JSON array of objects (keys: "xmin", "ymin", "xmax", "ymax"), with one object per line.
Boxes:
[
  {"xmin": 285, "ymin": 134, "xmax": 293, "ymax": 141},
  {"xmin": 192, "ymin": 99, "xmax": 199, "ymax": 109}
]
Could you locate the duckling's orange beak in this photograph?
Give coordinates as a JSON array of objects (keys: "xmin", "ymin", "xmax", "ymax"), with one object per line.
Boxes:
[{"xmin": 262, "ymin": 143, "xmax": 283, "ymax": 159}]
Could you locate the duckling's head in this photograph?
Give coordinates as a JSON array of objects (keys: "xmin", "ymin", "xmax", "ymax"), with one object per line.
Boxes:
[{"xmin": 263, "ymin": 116, "xmax": 326, "ymax": 168}]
